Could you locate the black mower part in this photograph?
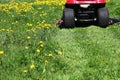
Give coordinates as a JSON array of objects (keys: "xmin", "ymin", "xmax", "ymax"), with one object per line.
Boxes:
[
  {"xmin": 97, "ymin": 7, "xmax": 109, "ymax": 28},
  {"xmin": 58, "ymin": 6, "xmax": 120, "ymax": 29},
  {"xmin": 62, "ymin": 8, "xmax": 75, "ymax": 28}
]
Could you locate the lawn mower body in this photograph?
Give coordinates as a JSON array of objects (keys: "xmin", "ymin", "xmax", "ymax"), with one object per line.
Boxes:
[
  {"xmin": 66, "ymin": 0, "xmax": 105, "ymax": 4},
  {"xmin": 60, "ymin": 0, "xmax": 109, "ymax": 28}
]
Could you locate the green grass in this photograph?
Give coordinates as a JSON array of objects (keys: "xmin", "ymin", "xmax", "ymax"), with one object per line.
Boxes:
[{"xmin": 0, "ymin": 0, "xmax": 120, "ymax": 80}]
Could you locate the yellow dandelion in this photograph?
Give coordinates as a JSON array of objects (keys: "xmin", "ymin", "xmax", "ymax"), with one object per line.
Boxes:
[
  {"xmin": 25, "ymin": 46, "xmax": 29, "ymax": 49},
  {"xmin": 40, "ymin": 44, "xmax": 44, "ymax": 47},
  {"xmin": 30, "ymin": 64, "xmax": 35, "ymax": 69},
  {"xmin": 1, "ymin": 29, "xmax": 5, "ymax": 31},
  {"xmin": 27, "ymin": 36, "xmax": 31, "ymax": 39},
  {"xmin": 36, "ymin": 49, "xmax": 40, "ymax": 53},
  {"xmin": 58, "ymin": 51, "xmax": 63, "ymax": 55},
  {"xmin": 0, "ymin": 50, "xmax": 4, "ymax": 55},
  {"xmin": 45, "ymin": 60, "xmax": 48, "ymax": 64},
  {"xmin": 23, "ymin": 70, "xmax": 28, "ymax": 73},
  {"xmin": 106, "ymin": 0, "xmax": 110, "ymax": 2},
  {"xmin": 39, "ymin": 41, "xmax": 44, "ymax": 47},
  {"xmin": 40, "ymin": 41, "xmax": 44, "ymax": 44},
  {"xmin": 26, "ymin": 23, "xmax": 32, "ymax": 27},
  {"xmin": 48, "ymin": 53, "xmax": 53, "ymax": 57},
  {"xmin": 15, "ymin": 21, "xmax": 18, "ymax": 24}
]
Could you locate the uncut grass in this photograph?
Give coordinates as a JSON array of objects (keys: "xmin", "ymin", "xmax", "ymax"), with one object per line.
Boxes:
[{"xmin": 0, "ymin": 1, "xmax": 64, "ymax": 80}]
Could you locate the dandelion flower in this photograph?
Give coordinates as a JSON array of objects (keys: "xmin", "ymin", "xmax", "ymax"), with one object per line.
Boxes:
[
  {"xmin": 23, "ymin": 70, "xmax": 28, "ymax": 73},
  {"xmin": 45, "ymin": 60, "xmax": 48, "ymax": 64},
  {"xmin": 0, "ymin": 50, "xmax": 4, "ymax": 55},
  {"xmin": 40, "ymin": 41, "xmax": 44, "ymax": 44},
  {"xmin": 25, "ymin": 46, "xmax": 29, "ymax": 49},
  {"xmin": 107, "ymin": 0, "xmax": 110, "ymax": 2},
  {"xmin": 26, "ymin": 23, "xmax": 32, "ymax": 27},
  {"xmin": 48, "ymin": 53, "xmax": 53, "ymax": 57},
  {"xmin": 36, "ymin": 49, "xmax": 40, "ymax": 53},
  {"xmin": 27, "ymin": 36, "xmax": 31, "ymax": 39},
  {"xmin": 40, "ymin": 44, "xmax": 44, "ymax": 47},
  {"xmin": 1, "ymin": 29, "xmax": 5, "ymax": 31},
  {"xmin": 58, "ymin": 51, "xmax": 63, "ymax": 55},
  {"xmin": 30, "ymin": 64, "xmax": 35, "ymax": 69}
]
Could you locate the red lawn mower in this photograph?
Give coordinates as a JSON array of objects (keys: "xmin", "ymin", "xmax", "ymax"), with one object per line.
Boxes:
[{"xmin": 59, "ymin": 0, "xmax": 109, "ymax": 28}]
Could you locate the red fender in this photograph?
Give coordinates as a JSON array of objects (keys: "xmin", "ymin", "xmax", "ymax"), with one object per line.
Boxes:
[{"xmin": 66, "ymin": 0, "xmax": 106, "ymax": 4}]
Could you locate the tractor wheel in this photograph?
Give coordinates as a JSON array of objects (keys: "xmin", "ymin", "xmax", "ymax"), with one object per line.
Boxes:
[
  {"xmin": 97, "ymin": 7, "xmax": 109, "ymax": 28},
  {"xmin": 62, "ymin": 8, "xmax": 75, "ymax": 28}
]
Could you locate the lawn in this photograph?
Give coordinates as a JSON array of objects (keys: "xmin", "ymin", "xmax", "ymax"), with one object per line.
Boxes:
[{"xmin": 0, "ymin": 0, "xmax": 120, "ymax": 80}]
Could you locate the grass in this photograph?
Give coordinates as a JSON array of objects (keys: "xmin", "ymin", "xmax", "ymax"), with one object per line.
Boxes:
[{"xmin": 0, "ymin": 0, "xmax": 120, "ymax": 80}]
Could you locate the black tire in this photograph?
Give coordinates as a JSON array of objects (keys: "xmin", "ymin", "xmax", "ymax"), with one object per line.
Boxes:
[
  {"xmin": 97, "ymin": 7, "xmax": 109, "ymax": 28},
  {"xmin": 62, "ymin": 8, "xmax": 75, "ymax": 28}
]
